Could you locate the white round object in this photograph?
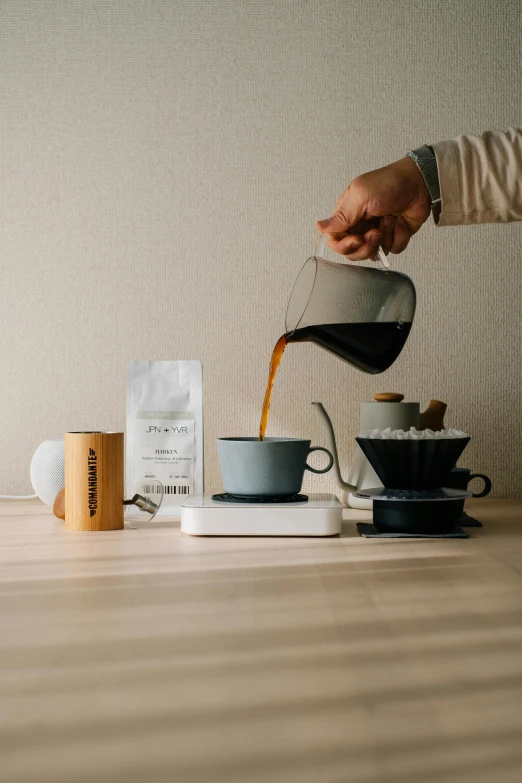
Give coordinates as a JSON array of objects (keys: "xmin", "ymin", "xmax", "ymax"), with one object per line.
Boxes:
[{"xmin": 30, "ymin": 439, "xmax": 65, "ymax": 506}]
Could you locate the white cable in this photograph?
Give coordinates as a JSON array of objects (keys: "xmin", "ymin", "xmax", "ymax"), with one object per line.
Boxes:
[{"xmin": 0, "ymin": 494, "xmax": 38, "ymax": 499}]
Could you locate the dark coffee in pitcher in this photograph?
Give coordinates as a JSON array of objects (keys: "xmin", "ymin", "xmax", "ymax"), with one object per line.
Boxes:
[
  {"xmin": 259, "ymin": 321, "xmax": 412, "ymax": 440},
  {"xmin": 289, "ymin": 321, "xmax": 411, "ymax": 374}
]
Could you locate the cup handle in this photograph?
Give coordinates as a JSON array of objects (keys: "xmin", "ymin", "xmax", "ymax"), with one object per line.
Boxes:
[
  {"xmin": 468, "ymin": 473, "xmax": 492, "ymax": 498},
  {"xmin": 305, "ymin": 446, "xmax": 334, "ymax": 474}
]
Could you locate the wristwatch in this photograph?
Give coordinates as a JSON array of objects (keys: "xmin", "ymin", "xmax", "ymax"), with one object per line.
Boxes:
[{"xmin": 406, "ymin": 144, "xmax": 441, "ymax": 219}]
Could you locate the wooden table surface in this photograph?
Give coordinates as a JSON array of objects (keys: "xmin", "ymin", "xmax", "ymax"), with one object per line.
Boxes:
[{"xmin": 1, "ymin": 498, "xmax": 522, "ymax": 783}]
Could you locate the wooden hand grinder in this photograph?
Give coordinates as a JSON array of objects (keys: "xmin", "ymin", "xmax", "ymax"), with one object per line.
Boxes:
[{"xmin": 53, "ymin": 432, "xmax": 161, "ymax": 531}]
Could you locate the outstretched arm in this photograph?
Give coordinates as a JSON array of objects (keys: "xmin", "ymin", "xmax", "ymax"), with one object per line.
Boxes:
[
  {"xmin": 432, "ymin": 127, "xmax": 522, "ymax": 226},
  {"xmin": 317, "ymin": 126, "xmax": 522, "ymax": 258}
]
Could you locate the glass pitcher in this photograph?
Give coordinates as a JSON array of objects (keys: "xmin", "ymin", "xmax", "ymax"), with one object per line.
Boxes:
[{"xmin": 285, "ymin": 238, "xmax": 416, "ymax": 374}]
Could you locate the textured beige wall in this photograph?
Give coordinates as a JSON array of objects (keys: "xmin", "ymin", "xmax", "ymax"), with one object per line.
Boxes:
[{"xmin": 1, "ymin": 0, "xmax": 521, "ymax": 498}]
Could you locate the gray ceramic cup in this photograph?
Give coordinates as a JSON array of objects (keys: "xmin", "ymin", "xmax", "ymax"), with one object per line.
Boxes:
[{"xmin": 217, "ymin": 437, "xmax": 334, "ymax": 497}]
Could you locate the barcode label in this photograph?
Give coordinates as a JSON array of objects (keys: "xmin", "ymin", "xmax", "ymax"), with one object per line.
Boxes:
[{"xmin": 143, "ymin": 485, "xmax": 190, "ymax": 495}]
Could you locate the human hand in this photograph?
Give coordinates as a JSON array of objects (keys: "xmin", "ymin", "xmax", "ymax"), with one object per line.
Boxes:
[{"xmin": 316, "ymin": 157, "xmax": 431, "ymax": 259}]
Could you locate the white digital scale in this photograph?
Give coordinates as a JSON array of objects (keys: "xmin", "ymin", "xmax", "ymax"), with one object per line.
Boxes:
[{"xmin": 181, "ymin": 493, "xmax": 342, "ymax": 536}]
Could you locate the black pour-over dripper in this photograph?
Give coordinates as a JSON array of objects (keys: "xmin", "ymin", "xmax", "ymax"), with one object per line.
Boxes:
[{"xmin": 355, "ymin": 437, "xmax": 470, "ymax": 490}]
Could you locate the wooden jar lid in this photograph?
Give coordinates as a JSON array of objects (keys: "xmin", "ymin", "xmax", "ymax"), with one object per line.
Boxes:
[{"xmin": 374, "ymin": 393, "xmax": 404, "ymax": 403}]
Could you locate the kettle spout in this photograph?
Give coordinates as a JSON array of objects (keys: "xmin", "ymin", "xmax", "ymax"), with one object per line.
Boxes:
[{"xmin": 312, "ymin": 402, "xmax": 356, "ymax": 493}]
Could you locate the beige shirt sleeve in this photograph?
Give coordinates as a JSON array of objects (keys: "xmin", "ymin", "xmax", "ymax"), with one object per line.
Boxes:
[{"xmin": 432, "ymin": 127, "xmax": 522, "ymax": 226}]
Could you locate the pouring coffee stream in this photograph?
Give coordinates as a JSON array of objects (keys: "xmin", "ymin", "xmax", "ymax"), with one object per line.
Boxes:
[
  {"xmin": 258, "ymin": 238, "xmax": 416, "ymax": 440},
  {"xmin": 259, "ymin": 334, "xmax": 288, "ymax": 441}
]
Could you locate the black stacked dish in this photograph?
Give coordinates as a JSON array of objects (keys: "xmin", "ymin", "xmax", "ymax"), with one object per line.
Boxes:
[{"xmin": 355, "ymin": 436, "xmax": 471, "ymax": 534}]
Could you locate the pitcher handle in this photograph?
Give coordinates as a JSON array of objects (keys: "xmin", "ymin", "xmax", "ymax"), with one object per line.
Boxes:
[
  {"xmin": 373, "ymin": 245, "xmax": 390, "ymax": 269},
  {"xmin": 315, "ymin": 235, "xmax": 389, "ymax": 269}
]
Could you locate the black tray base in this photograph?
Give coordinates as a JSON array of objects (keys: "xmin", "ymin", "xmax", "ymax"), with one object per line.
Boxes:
[
  {"xmin": 211, "ymin": 492, "xmax": 308, "ymax": 504},
  {"xmin": 357, "ymin": 522, "xmax": 469, "ymax": 539},
  {"xmin": 458, "ymin": 511, "xmax": 482, "ymax": 527}
]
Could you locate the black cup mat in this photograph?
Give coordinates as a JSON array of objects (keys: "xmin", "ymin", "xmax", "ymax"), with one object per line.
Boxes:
[
  {"xmin": 357, "ymin": 523, "xmax": 469, "ymax": 539},
  {"xmin": 211, "ymin": 492, "xmax": 308, "ymax": 504},
  {"xmin": 459, "ymin": 511, "xmax": 482, "ymax": 527}
]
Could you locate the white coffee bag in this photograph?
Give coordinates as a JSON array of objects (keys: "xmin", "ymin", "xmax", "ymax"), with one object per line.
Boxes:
[{"xmin": 126, "ymin": 361, "xmax": 203, "ymax": 514}]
